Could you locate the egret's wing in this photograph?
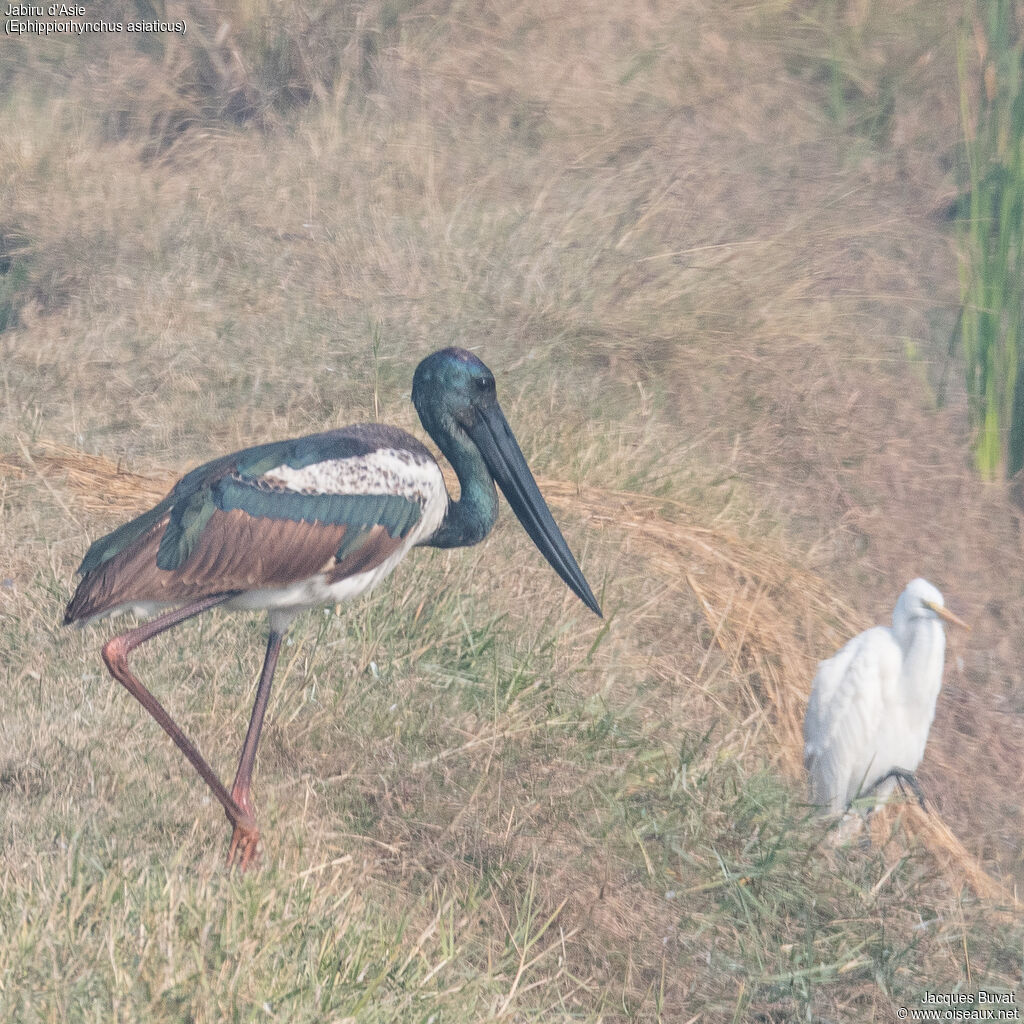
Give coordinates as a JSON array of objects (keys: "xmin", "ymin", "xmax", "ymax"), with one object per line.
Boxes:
[{"xmin": 804, "ymin": 626, "xmax": 902, "ymax": 813}]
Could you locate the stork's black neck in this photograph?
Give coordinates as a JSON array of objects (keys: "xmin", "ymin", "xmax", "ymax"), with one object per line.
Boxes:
[{"xmin": 424, "ymin": 418, "xmax": 499, "ymax": 549}]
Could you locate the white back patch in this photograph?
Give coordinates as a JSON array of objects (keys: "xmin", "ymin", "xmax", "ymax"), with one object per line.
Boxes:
[{"xmin": 262, "ymin": 448, "xmax": 443, "ymax": 505}]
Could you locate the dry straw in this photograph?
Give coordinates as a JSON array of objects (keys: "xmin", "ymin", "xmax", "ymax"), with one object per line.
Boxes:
[{"xmin": 10, "ymin": 439, "xmax": 1013, "ymax": 906}]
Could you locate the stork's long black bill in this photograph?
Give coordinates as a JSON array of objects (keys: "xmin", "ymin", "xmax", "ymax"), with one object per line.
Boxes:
[{"xmin": 468, "ymin": 403, "xmax": 602, "ymax": 617}]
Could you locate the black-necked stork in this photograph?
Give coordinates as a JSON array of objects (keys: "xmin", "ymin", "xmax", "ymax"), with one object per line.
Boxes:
[{"xmin": 64, "ymin": 347, "xmax": 601, "ymax": 867}]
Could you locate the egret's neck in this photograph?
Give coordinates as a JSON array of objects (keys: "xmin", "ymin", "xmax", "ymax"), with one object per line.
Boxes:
[
  {"xmin": 899, "ymin": 617, "xmax": 946, "ymax": 710},
  {"xmin": 424, "ymin": 419, "xmax": 499, "ymax": 549}
]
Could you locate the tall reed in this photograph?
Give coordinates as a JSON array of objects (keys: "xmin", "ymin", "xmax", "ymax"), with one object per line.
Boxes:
[{"xmin": 958, "ymin": 0, "xmax": 1024, "ymax": 479}]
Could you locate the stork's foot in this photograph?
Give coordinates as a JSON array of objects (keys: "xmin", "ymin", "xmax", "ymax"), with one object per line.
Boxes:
[
  {"xmin": 227, "ymin": 820, "xmax": 262, "ymax": 871},
  {"xmin": 225, "ymin": 786, "xmax": 260, "ymax": 870}
]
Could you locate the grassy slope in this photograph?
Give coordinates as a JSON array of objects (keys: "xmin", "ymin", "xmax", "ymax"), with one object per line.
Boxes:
[{"xmin": 1, "ymin": 1, "xmax": 1022, "ymax": 1020}]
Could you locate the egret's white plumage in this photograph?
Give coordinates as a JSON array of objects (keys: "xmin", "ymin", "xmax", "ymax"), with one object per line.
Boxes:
[{"xmin": 803, "ymin": 578, "xmax": 968, "ymax": 815}]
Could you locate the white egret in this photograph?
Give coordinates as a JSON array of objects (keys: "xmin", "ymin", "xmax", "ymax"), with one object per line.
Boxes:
[{"xmin": 803, "ymin": 578, "xmax": 969, "ymax": 815}]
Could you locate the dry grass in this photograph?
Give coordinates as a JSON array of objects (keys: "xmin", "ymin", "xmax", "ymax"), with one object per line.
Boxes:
[
  {"xmin": 17, "ymin": 440, "xmax": 1016, "ymax": 911},
  {"xmin": 3, "ymin": 0, "xmax": 1024, "ymax": 1020}
]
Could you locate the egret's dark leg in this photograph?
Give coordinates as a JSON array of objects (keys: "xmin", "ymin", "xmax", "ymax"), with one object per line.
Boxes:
[
  {"xmin": 226, "ymin": 628, "xmax": 284, "ymax": 869},
  {"xmin": 868, "ymin": 769, "xmax": 928, "ymax": 812},
  {"xmin": 99, "ymin": 594, "xmax": 258, "ymax": 853}
]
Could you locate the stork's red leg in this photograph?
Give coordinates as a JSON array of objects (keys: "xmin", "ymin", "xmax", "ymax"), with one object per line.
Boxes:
[
  {"xmin": 226, "ymin": 629, "xmax": 284, "ymax": 869},
  {"xmin": 99, "ymin": 594, "xmax": 261, "ymax": 859}
]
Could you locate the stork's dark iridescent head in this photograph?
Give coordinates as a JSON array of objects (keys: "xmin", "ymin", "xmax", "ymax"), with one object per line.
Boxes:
[
  {"xmin": 412, "ymin": 347, "xmax": 601, "ymax": 617},
  {"xmin": 412, "ymin": 347, "xmax": 496, "ymax": 435}
]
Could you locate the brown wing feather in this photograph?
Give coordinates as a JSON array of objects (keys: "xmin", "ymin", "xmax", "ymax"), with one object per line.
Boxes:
[
  {"xmin": 67, "ymin": 512, "xmax": 348, "ymax": 622},
  {"xmin": 175, "ymin": 509, "xmax": 348, "ymax": 590},
  {"xmin": 65, "ymin": 519, "xmax": 172, "ymax": 622},
  {"xmin": 326, "ymin": 525, "xmax": 406, "ymax": 582},
  {"xmin": 65, "ymin": 512, "xmax": 412, "ymax": 624}
]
